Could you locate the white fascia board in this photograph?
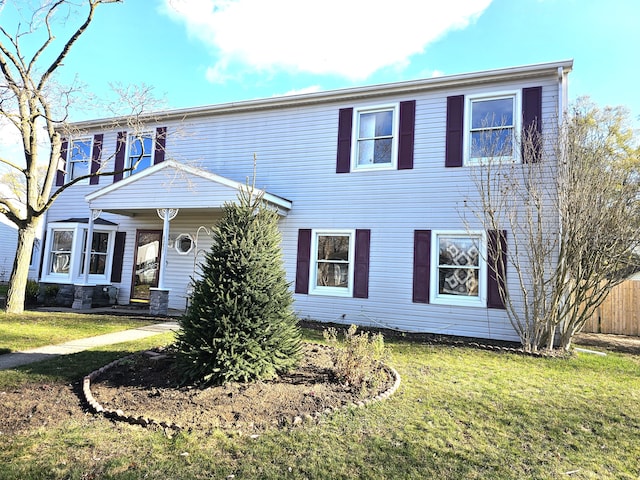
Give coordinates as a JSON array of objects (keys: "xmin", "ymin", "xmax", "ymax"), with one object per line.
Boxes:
[{"xmin": 66, "ymin": 60, "xmax": 574, "ymax": 130}]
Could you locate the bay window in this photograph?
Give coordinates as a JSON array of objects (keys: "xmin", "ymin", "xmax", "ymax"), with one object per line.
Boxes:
[{"xmin": 42, "ymin": 221, "xmax": 117, "ymax": 284}]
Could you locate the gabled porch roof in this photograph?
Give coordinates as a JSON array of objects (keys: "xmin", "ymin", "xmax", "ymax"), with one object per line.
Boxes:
[{"xmin": 85, "ymin": 160, "xmax": 292, "ymax": 216}]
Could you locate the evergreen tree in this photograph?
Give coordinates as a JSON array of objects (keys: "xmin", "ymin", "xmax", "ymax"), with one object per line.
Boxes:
[{"xmin": 175, "ymin": 187, "xmax": 302, "ymax": 386}]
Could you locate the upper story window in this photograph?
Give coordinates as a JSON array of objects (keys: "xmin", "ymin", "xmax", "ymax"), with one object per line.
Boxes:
[
  {"xmin": 310, "ymin": 230, "xmax": 355, "ymax": 297},
  {"xmin": 464, "ymin": 92, "xmax": 520, "ymax": 165},
  {"xmin": 353, "ymin": 104, "xmax": 399, "ymax": 171},
  {"xmin": 430, "ymin": 231, "xmax": 486, "ymax": 307},
  {"xmin": 68, "ymin": 138, "xmax": 92, "ymax": 181},
  {"xmin": 127, "ymin": 133, "xmax": 154, "ymax": 176}
]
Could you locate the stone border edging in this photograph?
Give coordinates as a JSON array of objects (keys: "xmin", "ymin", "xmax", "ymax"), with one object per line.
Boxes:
[{"xmin": 81, "ymin": 344, "xmax": 402, "ymax": 433}]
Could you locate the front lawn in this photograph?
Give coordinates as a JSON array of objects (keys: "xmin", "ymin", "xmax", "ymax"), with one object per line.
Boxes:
[
  {"xmin": 0, "ymin": 311, "xmax": 157, "ymax": 352},
  {"xmin": 0, "ymin": 321, "xmax": 638, "ymax": 479}
]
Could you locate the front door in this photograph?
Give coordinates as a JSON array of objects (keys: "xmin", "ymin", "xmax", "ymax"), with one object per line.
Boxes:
[{"xmin": 131, "ymin": 230, "xmax": 162, "ymax": 302}]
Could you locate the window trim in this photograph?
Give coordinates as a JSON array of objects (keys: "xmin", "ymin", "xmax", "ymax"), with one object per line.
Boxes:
[
  {"xmin": 175, "ymin": 233, "xmax": 194, "ymax": 255},
  {"xmin": 66, "ymin": 137, "xmax": 93, "ymax": 183},
  {"xmin": 41, "ymin": 222, "xmax": 117, "ymax": 284},
  {"xmin": 429, "ymin": 230, "xmax": 487, "ymax": 307},
  {"xmin": 351, "ymin": 103, "xmax": 399, "ymax": 172},
  {"xmin": 463, "ymin": 91, "xmax": 521, "ymax": 166},
  {"xmin": 125, "ymin": 131, "xmax": 156, "ymax": 177},
  {"xmin": 309, "ymin": 229, "xmax": 356, "ymax": 297}
]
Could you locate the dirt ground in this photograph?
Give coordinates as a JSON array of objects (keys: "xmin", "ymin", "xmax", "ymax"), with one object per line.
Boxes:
[
  {"xmin": 0, "ymin": 331, "xmax": 638, "ymax": 437},
  {"xmin": 0, "ymin": 343, "xmax": 395, "ymax": 436}
]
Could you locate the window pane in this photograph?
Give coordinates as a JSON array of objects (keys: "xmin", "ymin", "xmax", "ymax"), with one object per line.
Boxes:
[
  {"xmin": 51, "ymin": 253, "xmax": 70, "ymax": 274},
  {"xmin": 92, "ymin": 232, "xmax": 109, "ymax": 253},
  {"xmin": 373, "ymin": 138, "xmax": 392, "ymax": 163},
  {"xmin": 359, "ymin": 113, "xmax": 376, "ymax": 138},
  {"xmin": 439, "ymin": 237, "xmax": 479, "ymax": 267},
  {"xmin": 52, "ymin": 231, "xmax": 73, "ymax": 251},
  {"xmin": 359, "ymin": 110, "xmax": 393, "ymax": 138},
  {"xmin": 471, "ymin": 98, "xmax": 514, "ymax": 129},
  {"xmin": 317, "ymin": 235, "xmax": 349, "ymax": 261},
  {"xmin": 89, "ymin": 254, "xmax": 106, "ymax": 274},
  {"xmin": 357, "ymin": 140, "xmax": 374, "ymax": 165},
  {"xmin": 439, "ymin": 267, "xmax": 479, "ymax": 296},
  {"xmin": 470, "ymin": 128, "xmax": 513, "ymax": 158},
  {"xmin": 317, "ymin": 262, "xmax": 349, "ymax": 287}
]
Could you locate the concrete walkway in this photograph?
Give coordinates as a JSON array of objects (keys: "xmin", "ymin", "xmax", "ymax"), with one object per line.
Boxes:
[{"xmin": 0, "ymin": 321, "xmax": 179, "ymax": 371}]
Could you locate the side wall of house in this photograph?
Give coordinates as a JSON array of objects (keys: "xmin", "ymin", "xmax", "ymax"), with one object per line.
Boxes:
[
  {"xmin": 44, "ymin": 71, "xmax": 561, "ymax": 341},
  {"xmin": 0, "ymin": 218, "xmax": 17, "ymax": 282}
]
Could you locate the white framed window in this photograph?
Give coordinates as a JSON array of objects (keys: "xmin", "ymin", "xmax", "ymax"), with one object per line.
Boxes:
[
  {"xmin": 430, "ymin": 231, "xmax": 486, "ymax": 307},
  {"xmin": 67, "ymin": 137, "xmax": 93, "ymax": 181},
  {"xmin": 42, "ymin": 222, "xmax": 117, "ymax": 284},
  {"xmin": 80, "ymin": 231, "xmax": 110, "ymax": 275},
  {"xmin": 175, "ymin": 233, "xmax": 194, "ymax": 255},
  {"xmin": 310, "ymin": 230, "xmax": 355, "ymax": 297},
  {"xmin": 49, "ymin": 230, "xmax": 74, "ymax": 275},
  {"xmin": 127, "ymin": 132, "xmax": 154, "ymax": 176},
  {"xmin": 464, "ymin": 92, "xmax": 520, "ymax": 165},
  {"xmin": 352, "ymin": 104, "xmax": 399, "ymax": 171}
]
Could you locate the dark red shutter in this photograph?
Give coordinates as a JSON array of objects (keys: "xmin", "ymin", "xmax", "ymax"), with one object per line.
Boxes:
[
  {"xmin": 56, "ymin": 140, "xmax": 68, "ymax": 186},
  {"xmin": 110, "ymin": 231, "xmax": 126, "ymax": 283},
  {"xmin": 38, "ymin": 231, "xmax": 47, "ymax": 278},
  {"xmin": 295, "ymin": 229, "xmax": 312, "ymax": 294},
  {"xmin": 413, "ymin": 230, "xmax": 431, "ymax": 303},
  {"xmin": 154, "ymin": 127, "xmax": 166, "ymax": 164},
  {"xmin": 522, "ymin": 86, "xmax": 542, "ymax": 163},
  {"xmin": 89, "ymin": 134, "xmax": 103, "ymax": 185},
  {"xmin": 398, "ymin": 100, "xmax": 416, "ymax": 170},
  {"xmin": 336, "ymin": 108, "xmax": 353, "ymax": 173},
  {"xmin": 113, "ymin": 131, "xmax": 127, "ymax": 183},
  {"xmin": 353, "ymin": 229, "xmax": 371, "ymax": 299},
  {"xmin": 487, "ymin": 229, "xmax": 507, "ymax": 309},
  {"xmin": 445, "ymin": 95, "xmax": 464, "ymax": 167}
]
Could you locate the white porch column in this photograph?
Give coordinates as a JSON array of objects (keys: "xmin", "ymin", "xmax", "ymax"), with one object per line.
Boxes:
[
  {"xmin": 82, "ymin": 209, "xmax": 102, "ymax": 284},
  {"xmin": 156, "ymin": 208, "xmax": 178, "ymax": 289}
]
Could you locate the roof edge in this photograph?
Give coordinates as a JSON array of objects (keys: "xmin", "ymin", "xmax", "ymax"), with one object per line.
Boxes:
[{"xmin": 67, "ymin": 60, "xmax": 574, "ymax": 130}]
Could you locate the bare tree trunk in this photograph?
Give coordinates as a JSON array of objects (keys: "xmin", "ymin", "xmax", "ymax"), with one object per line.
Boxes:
[{"xmin": 5, "ymin": 222, "xmax": 38, "ymax": 314}]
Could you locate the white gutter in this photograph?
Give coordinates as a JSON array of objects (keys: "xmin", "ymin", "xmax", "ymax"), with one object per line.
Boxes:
[{"xmin": 66, "ymin": 59, "xmax": 574, "ymax": 130}]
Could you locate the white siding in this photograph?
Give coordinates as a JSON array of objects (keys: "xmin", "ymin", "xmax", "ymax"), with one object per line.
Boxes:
[
  {"xmin": 43, "ymin": 67, "xmax": 565, "ymax": 341},
  {"xmin": 0, "ymin": 216, "xmax": 17, "ymax": 282}
]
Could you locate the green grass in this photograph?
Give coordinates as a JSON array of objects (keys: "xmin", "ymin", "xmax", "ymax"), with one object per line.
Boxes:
[
  {"xmin": 0, "ymin": 321, "xmax": 639, "ymax": 479},
  {"xmin": 0, "ymin": 311, "xmax": 157, "ymax": 352}
]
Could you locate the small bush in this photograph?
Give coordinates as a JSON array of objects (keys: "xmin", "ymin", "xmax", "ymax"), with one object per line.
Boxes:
[
  {"xmin": 323, "ymin": 324, "xmax": 388, "ymax": 393},
  {"xmin": 25, "ymin": 280, "xmax": 40, "ymax": 306}
]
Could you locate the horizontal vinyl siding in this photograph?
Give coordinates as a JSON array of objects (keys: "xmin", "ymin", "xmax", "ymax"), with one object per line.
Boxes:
[{"xmin": 44, "ymin": 73, "xmax": 562, "ymax": 341}]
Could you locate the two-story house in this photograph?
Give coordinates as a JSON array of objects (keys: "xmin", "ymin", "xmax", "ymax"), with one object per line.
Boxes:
[{"xmin": 37, "ymin": 59, "xmax": 573, "ymax": 342}]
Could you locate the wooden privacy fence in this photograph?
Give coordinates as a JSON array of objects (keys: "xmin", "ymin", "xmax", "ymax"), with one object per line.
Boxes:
[{"xmin": 582, "ymin": 280, "xmax": 640, "ymax": 336}]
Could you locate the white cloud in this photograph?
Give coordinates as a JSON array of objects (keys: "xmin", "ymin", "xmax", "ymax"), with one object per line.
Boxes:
[
  {"xmin": 162, "ymin": 0, "xmax": 492, "ymax": 81},
  {"xmin": 279, "ymin": 86, "xmax": 322, "ymax": 97}
]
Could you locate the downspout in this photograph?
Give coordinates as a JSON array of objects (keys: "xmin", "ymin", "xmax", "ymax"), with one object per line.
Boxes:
[{"xmin": 554, "ymin": 66, "xmax": 568, "ymax": 349}]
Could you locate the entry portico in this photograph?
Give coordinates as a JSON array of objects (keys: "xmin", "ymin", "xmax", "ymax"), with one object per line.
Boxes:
[{"xmin": 75, "ymin": 160, "xmax": 292, "ymax": 314}]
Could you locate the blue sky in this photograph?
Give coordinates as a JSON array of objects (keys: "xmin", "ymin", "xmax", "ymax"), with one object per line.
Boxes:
[{"xmin": 1, "ymin": 0, "xmax": 640, "ymax": 125}]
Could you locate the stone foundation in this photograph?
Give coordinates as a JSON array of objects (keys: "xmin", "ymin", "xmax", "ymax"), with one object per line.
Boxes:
[
  {"xmin": 149, "ymin": 288, "xmax": 169, "ymax": 316},
  {"xmin": 72, "ymin": 284, "xmax": 95, "ymax": 310}
]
